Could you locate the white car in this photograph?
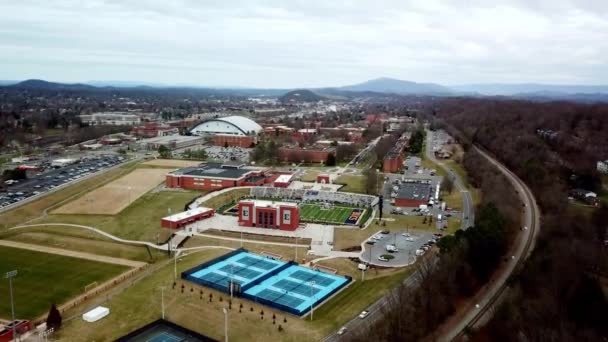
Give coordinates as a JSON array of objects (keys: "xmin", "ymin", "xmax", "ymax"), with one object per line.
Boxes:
[
  {"xmin": 378, "ymin": 255, "xmax": 389, "ymax": 262},
  {"xmin": 359, "ymin": 310, "xmax": 369, "ymax": 319},
  {"xmin": 401, "ymin": 233, "xmax": 411, "ymax": 237},
  {"xmin": 337, "ymin": 327, "xmax": 347, "ymax": 335}
]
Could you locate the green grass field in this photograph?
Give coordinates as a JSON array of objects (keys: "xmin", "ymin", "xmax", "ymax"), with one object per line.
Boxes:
[
  {"xmin": 0, "ymin": 246, "xmax": 128, "ymax": 319},
  {"xmin": 300, "ymin": 204, "xmax": 364, "ymax": 225}
]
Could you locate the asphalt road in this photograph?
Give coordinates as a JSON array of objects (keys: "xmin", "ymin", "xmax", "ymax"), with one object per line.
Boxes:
[
  {"xmin": 323, "ymin": 131, "xmax": 477, "ymax": 341},
  {"xmin": 425, "ymin": 130, "xmax": 475, "ymax": 229},
  {"xmin": 437, "ymin": 146, "xmax": 540, "ymax": 341}
]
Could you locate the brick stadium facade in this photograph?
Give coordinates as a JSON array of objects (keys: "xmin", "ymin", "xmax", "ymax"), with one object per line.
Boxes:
[
  {"xmin": 238, "ymin": 200, "xmax": 299, "ymax": 231},
  {"xmin": 211, "ymin": 134, "xmax": 257, "ymax": 148}
]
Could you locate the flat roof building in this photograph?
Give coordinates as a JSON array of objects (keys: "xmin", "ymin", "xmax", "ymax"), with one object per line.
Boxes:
[
  {"xmin": 166, "ymin": 162, "xmax": 269, "ymax": 191},
  {"xmin": 395, "ymin": 181, "xmax": 433, "ymax": 207},
  {"xmin": 161, "ymin": 207, "xmax": 215, "ymax": 229}
]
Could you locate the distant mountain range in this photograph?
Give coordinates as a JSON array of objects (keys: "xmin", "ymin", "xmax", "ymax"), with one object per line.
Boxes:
[
  {"xmin": 338, "ymin": 77, "xmax": 451, "ymax": 95},
  {"xmin": 3, "ymin": 78, "xmax": 608, "ymax": 102}
]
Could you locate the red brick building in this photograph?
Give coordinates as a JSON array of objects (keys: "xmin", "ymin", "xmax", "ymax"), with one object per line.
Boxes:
[
  {"xmin": 211, "ymin": 134, "xmax": 257, "ymax": 148},
  {"xmin": 131, "ymin": 122, "xmax": 179, "ymax": 138},
  {"xmin": 238, "ymin": 200, "xmax": 299, "ymax": 231},
  {"xmin": 317, "ymin": 174, "xmax": 331, "ymax": 183},
  {"xmin": 278, "ymin": 147, "xmax": 334, "ymax": 163},
  {"xmin": 161, "ymin": 207, "xmax": 215, "ymax": 229},
  {"xmin": 166, "ymin": 162, "xmax": 269, "ymax": 191},
  {"xmin": 0, "ymin": 321, "xmax": 32, "ymax": 342}
]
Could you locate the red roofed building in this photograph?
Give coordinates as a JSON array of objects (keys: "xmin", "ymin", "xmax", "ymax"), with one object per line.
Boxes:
[{"xmin": 131, "ymin": 122, "xmax": 179, "ymax": 138}]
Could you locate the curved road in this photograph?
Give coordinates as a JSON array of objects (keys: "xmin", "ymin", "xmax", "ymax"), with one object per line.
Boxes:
[
  {"xmin": 437, "ymin": 146, "xmax": 540, "ymax": 340},
  {"xmin": 323, "ymin": 131, "xmax": 477, "ymax": 341}
]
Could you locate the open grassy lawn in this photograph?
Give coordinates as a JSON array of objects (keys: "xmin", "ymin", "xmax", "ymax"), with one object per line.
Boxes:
[
  {"xmin": 0, "ymin": 246, "xmax": 128, "ymax": 320},
  {"xmin": 56, "ymin": 244, "xmax": 413, "ymax": 341},
  {"xmin": 300, "ymin": 170, "xmax": 320, "ymax": 182},
  {"xmin": 0, "ymin": 161, "xmax": 139, "ymax": 230},
  {"xmin": 57, "ymin": 249, "xmax": 321, "ymax": 342},
  {"xmin": 300, "ymin": 204, "xmax": 365, "ymax": 225},
  {"xmin": 3, "ymin": 229, "xmax": 167, "ymax": 262},
  {"xmin": 334, "ymin": 174, "xmax": 367, "ymax": 194},
  {"xmin": 201, "ymin": 188, "xmax": 250, "ymax": 209},
  {"xmin": 41, "ymin": 190, "xmax": 203, "ymax": 243}
]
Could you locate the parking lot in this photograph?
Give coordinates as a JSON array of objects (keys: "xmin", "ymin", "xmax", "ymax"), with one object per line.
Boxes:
[
  {"xmin": 0, "ymin": 155, "xmax": 130, "ymax": 210},
  {"xmin": 359, "ymin": 230, "xmax": 437, "ymax": 267},
  {"xmin": 204, "ymin": 146, "xmax": 251, "ymax": 162}
]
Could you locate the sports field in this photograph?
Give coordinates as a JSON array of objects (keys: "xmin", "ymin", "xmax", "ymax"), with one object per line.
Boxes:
[
  {"xmin": 0, "ymin": 246, "xmax": 128, "ymax": 319},
  {"xmin": 53, "ymin": 168, "xmax": 170, "ymax": 215},
  {"xmin": 141, "ymin": 159, "xmax": 202, "ymax": 168},
  {"xmin": 300, "ymin": 204, "xmax": 366, "ymax": 225}
]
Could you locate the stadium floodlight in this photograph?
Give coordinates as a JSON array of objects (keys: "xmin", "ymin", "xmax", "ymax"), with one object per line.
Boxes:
[
  {"xmin": 5, "ymin": 270, "xmax": 17, "ymax": 341},
  {"xmin": 223, "ymin": 307, "xmax": 229, "ymax": 342},
  {"xmin": 308, "ymin": 280, "xmax": 315, "ymax": 321}
]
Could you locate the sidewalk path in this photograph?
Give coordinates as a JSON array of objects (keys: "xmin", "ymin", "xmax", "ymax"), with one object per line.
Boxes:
[
  {"xmin": 0, "ymin": 240, "xmax": 146, "ymax": 268},
  {"xmin": 10, "ymin": 223, "xmax": 169, "ymax": 250}
]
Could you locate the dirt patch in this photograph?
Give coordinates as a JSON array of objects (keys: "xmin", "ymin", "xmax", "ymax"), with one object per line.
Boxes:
[
  {"xmin": 53, "ymin": 168, "xmax": 171, "ymax": 215},
  {"xmin": 141, "ymin": 159, "xmax": 202, "ymax": 168},
  {"xmin": 205, "ymin": 229, "xmax": 312, "ymax": 245}
]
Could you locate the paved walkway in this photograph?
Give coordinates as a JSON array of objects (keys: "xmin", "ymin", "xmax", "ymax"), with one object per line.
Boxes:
[
  {"xmin": 0, "ymin": 240, "xmax": 146, "ymax": 267},
  {"xmin": 187, "ymin": 186, "xmax": 254, "ymax": 210},
  {"xmin": 10, "ymin": 223, "xmax": 169, "ymax": 250}
]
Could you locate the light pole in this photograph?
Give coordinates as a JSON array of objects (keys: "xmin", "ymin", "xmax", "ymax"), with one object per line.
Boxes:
[
  {"xmin": 308, "ymin": 280, "xmax": 315, "ymax": 321},
  {"xmin": 222, "ymin": 307, "xmax": 229, "ymax": 342},
  {"xmin": 229, "ymin": 263, "xmax": 235, "ymax": 299},
  {"xmin": 5, "ymin": 270, "xmax": 17, "ymax": 342},
  {"xmin": 159, "ymin": 286, "xmax": 166, "ymax": 319},
  {"xmin": 294, "ymin": 234, "xmax": 299, "ymax": 262},
  {"xmin": 173, "ymin": 248, "xmax": 178, "ymax": 282}
]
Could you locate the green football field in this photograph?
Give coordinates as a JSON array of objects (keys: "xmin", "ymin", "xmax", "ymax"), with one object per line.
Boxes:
[
  {"xmin": 0, "ymin": 246, "xmax": 129, "ymax": 320},
  {"xmin": 300, "ymin": 204, "xmax": 365, "ymax": 225}
]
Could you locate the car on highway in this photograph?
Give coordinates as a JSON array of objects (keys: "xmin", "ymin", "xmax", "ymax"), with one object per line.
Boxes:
[
  {"xmin": 337, "ymin": 327, "xmax": 347, "ymax": 335},
  {"xmin": 359, "ymin": 310, "xmax": 370, "ymax": 319}
]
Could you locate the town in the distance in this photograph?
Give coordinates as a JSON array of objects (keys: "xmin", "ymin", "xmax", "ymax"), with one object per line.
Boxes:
[{"xmin": 0, "ymin": 78, "xmax": 606, "ymax": 342}]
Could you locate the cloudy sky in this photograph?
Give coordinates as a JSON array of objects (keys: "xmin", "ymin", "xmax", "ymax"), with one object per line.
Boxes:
[{"xmin": 1, "ymin": 0, "xmax": 607, "ymax": 88}]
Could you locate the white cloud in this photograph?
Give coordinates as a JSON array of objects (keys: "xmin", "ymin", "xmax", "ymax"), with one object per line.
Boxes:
[{"xmin": 0, "ymin": 0, "xmax": 606, "ymax": 87}]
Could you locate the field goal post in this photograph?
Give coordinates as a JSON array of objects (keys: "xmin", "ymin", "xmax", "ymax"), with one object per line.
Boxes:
[{"xmin": 84, "ymin": 281, "xmax": 99, "ymax": 293}]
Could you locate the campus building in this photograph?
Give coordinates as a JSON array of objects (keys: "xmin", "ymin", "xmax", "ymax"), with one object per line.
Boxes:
[
  {"xmin": 131, "ymin": 122, "xmax": 179, "ymax": 138},
  {"xmin": 394, "ymin": 181, "xmax": 433, "ymax": 207},
  {"xmin": 165, "ymin": 162, "xmax": 271, "ymax": 191},
  {"xmin": 238, "ymin": 200, "xmax": 300, "ymax": 231},
  {"xmin": 160, "ymin": 207, "xmax": 215, "ymax": 229}
]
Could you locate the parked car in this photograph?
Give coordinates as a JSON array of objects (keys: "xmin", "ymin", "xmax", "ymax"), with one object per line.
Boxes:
[
  {"xmin": 380, "ymin": 230, "xmax": 390, "ymax": 234},
  {"xmin": 365, "ymin": 240, "xmax": 376, "ymax": 245},
  {"xmin": 378, "ymin": 255, "xmax": 389, "ymax": 262}
]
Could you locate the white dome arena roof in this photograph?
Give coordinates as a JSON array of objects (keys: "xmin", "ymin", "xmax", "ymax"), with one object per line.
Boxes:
[{"xmin": 191, "ymin": 115, "xmax": 262, "ymax": 136}]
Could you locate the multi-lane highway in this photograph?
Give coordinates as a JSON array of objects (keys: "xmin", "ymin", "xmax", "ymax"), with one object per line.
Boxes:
[{"xmin": 437, "ymin": 146, "xmax": 540, "ymax": 340}]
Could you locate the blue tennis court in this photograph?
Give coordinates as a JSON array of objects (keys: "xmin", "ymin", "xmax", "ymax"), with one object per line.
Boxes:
[
  {"xmin": 184, "ymin": 250, "xmax": 284, "ymax": 292},
  {"xmin": 116, "ymin": 319, "xmax": 215, "ymax": 342},
  {"xmin": 182, "ymin": 249, "xmax": 351, "ymax": 316},
  {"xmin": 244, "ymin": 264, "xmax": 349, "ymax": 315}
]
